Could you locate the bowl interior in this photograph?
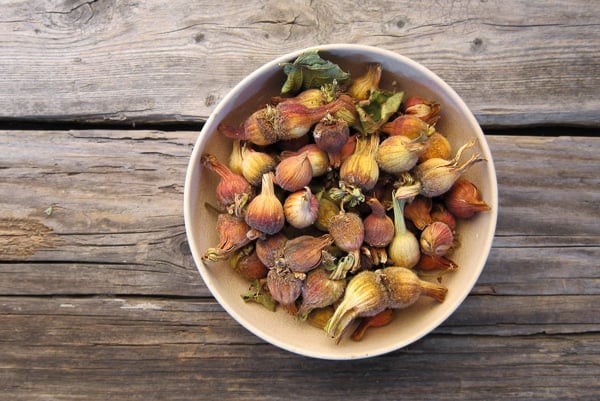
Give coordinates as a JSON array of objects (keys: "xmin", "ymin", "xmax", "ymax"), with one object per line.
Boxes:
[{"xmin": 184, "ymin": 44, "xmax": 498, "ymax": 360}]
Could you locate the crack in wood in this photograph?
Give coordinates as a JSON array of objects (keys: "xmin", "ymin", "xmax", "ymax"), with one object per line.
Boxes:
[
  {"xmin": 45, "ymin": 0, "xmax": 99, "ymax": 25},
  {"xmin": 157, "ymin": 23, "xmax": 207, "ymax": 35}
]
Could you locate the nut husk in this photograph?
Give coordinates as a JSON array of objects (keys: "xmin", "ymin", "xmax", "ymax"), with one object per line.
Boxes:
[
  {"xmin": 255, "ymin": 232, "xmax": 287, "ymax": 268},
  {"xmin": 280, "ymin": 234, "xmax": 334, "ymax": 273},
  {"xmin": 376, "ymin": 134, "xmax": 425, "ymax": 174},
  {"xmin": 414, "ymin": 139, "xmax": 486, "ymax": 198},
  {"xmin": 275, "ymin": 151, "xmax": 313, "ymax": 192},
  {"xmin": 444, "ymin": 178, "xmax": 491, "ymax": 219},
  {"xmin": 339, "ymin": 134, "xmax": 380, "ymax": 191},
  {"xmin": 203, "ymin": 213, "xmax": 253, "ymax": 262},
  {"xmin": 297, "ymin": 267, "xmax": 346, "ymax": 320},
  {"xmin": 363, "ymin": 197, "xmax": 395, "ymax": 247},
  {"xmin": 245, "ymin": 172, "xmax": 285, "ymax": 235},
  {"xmin": 201, "ymin": 153, "xmax": 253, "ymax": 216},
  {"xmin": 324, "ymin": 270, "xmax": 390, "ymax": 343},
  {"xmin": 378, "ymin": 266, "xmax": 448, "ymax": 309},
  {"xmin": 420, "ymin": 221, "xmax": 454, "ymax": 257},
  {"xmin": 388, "ymin": 193, "xmax": 421, "ymax": 269},
  {"xmin": 267, "ymin": 267, "xmax": 303, "ymax": 307},
  {"xmin": 240, "ymin": 144, "xmax": 277, "ymax": 186},
  {"xmin": 230, "ymin": 247, "xmax": 269, "ymax": 281},
  {"xmin": 283, "ymin": 187, "xmax": 319, "ymax": 229},
  {"xmin": 404, "ymin": 195, "xmax": 433, "ymax": 231},
  {"xmin": 328, "ymin": 210, "xmax": 365, "ymax": 253}
]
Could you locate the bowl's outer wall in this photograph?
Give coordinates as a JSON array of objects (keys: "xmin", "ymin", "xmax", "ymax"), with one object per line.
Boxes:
[{"xmin": 184, "ymin": 44, "xmax": 498, "ymax": 360}]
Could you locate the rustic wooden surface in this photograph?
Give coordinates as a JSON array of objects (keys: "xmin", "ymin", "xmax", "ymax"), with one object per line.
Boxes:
[
  {"xmin": 1, "ymin": 1, "xmax": 599, "ymax": 400},
  {"xmin": 0, "ymin": 0, "xmax": 598, "ymax": 126}
]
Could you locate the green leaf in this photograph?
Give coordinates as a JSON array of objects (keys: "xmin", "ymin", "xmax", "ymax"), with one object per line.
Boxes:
[
  {"xmin": 357, "ymin": 89, "xmax": 404, "ymax": 134},
  {"xmin": 280, "ymin": 50, "xmax": 350, "ymax": 95},
  {"xmin": 281, "ymin": 64, "xmax": 304, "ymax": 95},
  {"xmin": 241, "ymin": 280, "xmax": 277, "ymax": 312}
]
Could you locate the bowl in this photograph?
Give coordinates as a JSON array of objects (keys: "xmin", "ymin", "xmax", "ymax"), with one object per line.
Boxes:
[{"xmin": 184, "ymin": 44, "xmax": 498, "ymax": 360}]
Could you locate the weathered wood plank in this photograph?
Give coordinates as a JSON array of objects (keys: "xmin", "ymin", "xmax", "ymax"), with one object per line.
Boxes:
[
  {"xmin": 0, "ymin": 0, "xmax": 598, "ymax": 126},
  {"xmin": 0, "ymin": 297, "xmax": 598, "ymax": 401},
  {"xmin": 1, "ymin": 243, "xmax": 598, "ymax": 297},
  {"xmin": 492, "ymin": 136, "xmax": 600, "ymax": 236},
  {"xmin": 3, "ymin": 339, "xmax": 598, "ymax": 401},
  {"xmin": 0, "ymin": 130, "xmax": 203, "ymax": 294},
  {"xmin": 0, "ymin": 295, "xmax": 597, "ymax": 339},
  {"xmin": 1, "ymin": 131, "xmax": 599, "ymax": 297}
]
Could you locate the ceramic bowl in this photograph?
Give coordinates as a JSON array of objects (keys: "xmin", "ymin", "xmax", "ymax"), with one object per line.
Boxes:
[{"xmin": 184, "ymin": 44, "xmax": 498, "ymax": 360}]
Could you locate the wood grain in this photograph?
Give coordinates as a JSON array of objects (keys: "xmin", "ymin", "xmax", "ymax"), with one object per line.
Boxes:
[
  {"xmin": 1, "ymin": 130, "xmax": 598, "ymax": 401},
  {"xmin": 0, "ymin": 0, "xmax": 598, "ymax": 126},
  {"xmin": 1, "ymin": 2, "xmax": 599, "ymax": 400},
  {"xmin": 0, "ymin": 129, "xmax": 203, "ymax": 296},
  {"xmin": 1, "ymin": 131, "xmax": 599, "ymax": 297},
  {"xmin": 0, "ymin": 297, "xmax": 599, "ymax": 401},
  {"xmin": 0, "ymin": 122, "xmax": 598, "ymax": 399}
]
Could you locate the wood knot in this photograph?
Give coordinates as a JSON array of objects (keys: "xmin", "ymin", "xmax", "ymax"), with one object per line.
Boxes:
[
  {"xmin": 471, "ymin": 37, "xmax": 486, "ymax": 52},
  {"xmin": 194, "ymin": 33, "xmax": 205, "ymax": 43},
  {"xmin": 45, "ymin": 0, "xmax": 113, "ymax": 30},
  {"xmin": 204, "ymin": 94, "xmax": 217, "ymax": 107}
]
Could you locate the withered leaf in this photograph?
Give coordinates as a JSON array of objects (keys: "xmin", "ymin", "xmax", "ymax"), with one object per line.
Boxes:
[
  {"xmin": 280, "ymin": 49, "xmax": 350, "ymax": 95},
  {"xmin": 241, "ymin": 279, "xmax": 277, "ymax": 312},
  {"xmin": 357, "ymin": 89, "xmax": 404, "ymax": 134}
]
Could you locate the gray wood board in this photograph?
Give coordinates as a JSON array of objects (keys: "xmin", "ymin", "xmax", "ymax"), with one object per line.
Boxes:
[{"xmin": 0, "ymin": 0, "xmax": 598, "ymax": 126}]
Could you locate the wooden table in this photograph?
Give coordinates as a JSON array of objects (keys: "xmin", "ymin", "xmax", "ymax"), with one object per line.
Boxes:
[{"xmin": 1, "ymin": 1, "xmax": 598, "ymax": 399}]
